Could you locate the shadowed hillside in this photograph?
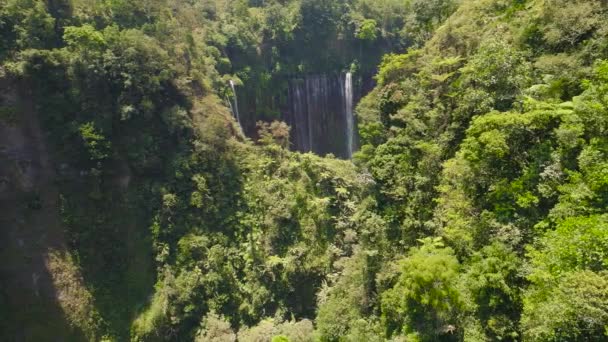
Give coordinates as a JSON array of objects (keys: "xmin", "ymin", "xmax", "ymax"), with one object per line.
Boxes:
[{"xmin": 1, "ymin": 0, "xmax": 607, "ymax": 341}]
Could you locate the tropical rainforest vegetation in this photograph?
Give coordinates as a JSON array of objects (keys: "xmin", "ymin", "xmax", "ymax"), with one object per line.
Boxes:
[{"xmin": 0, "ymin": 0, "xmax": 607, "ymax": 341}]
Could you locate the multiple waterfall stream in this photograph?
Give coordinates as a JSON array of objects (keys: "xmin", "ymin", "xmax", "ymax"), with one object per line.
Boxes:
[
  {"xmin": 230, "ymin": 72, "xmax": 359, "ymax": 159},
  {"xmin": 284, "ymin": 73, "xmax": 357, "ymax": 159}
]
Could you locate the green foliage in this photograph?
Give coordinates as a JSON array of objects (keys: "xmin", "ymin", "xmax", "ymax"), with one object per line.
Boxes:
[
  {"xmin": 356, "ymin": 19, "xmax": 378, "ymax": 41},
  {"xmin": 196, "ymin": 312, "xmax": 237, "ymax": 342},
  {"xmin": 257, "ymin": 120, "xmax": 291, "ymax": 148},
  {"xmin": 540, "ymin": 0, "xmax": 604, "ymax": 50},
  {"xmin": 381, "ymin": 237, "xmax": 463, "ymax": 340},
  {"xmin": 63, "ymin": 25, "xmax": 106, "ymax": 51},
  {"xmin": 528, "ymin": 215, "xmax": 608, "ymax": 283},
  {"xmin": 316, "ymin": 249, "xmax": 382, "ymax": 341},
  {"xmin": 131, "ymin": 286, "xmax": 170, "ymax": 341},
  {"xmin": 462, "ymin": 243, "xmax": 523, "ymax": 340},
  {"xmin": 78, "ymin": 122, "xmax": 111, "ymax": 161},
  {"xmin": 456, "ymin": 38, "xmax": 532, "ymax": 113},
  {"xmin": 522, "ymin": 271, "xmax": 608, "ymax": 341},
  {"xmin": 2, "ymin": 0, "xmax": 608, "ymax": 341},
  {"xmin": 0, "ymin": 0, "xmax": 56, "ymax": 57},
  {"xmin": 376, "ymin": 50, "xmax": 422, "ymax": 86},
  {"xmin": 237, "ymin": 319, "xmax": 313, "ymax": 342},
  {"xmin": 356, "ymin": 0, "xmax": 608, "ymax": 340}
]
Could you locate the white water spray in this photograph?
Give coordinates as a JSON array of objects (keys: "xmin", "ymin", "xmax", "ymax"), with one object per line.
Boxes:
[{"xmin": 344, "ymin": 72, "xmax": 354, "ymax": 159}]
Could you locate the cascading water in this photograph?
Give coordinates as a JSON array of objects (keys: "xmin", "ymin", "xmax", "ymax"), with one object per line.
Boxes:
[
  {"xmin": 344, "ymin": 72, "xmax": 354, "ymax": 159},
  {"xmin": 285, "ymin": 73, "xmax": 358, "ymax": 159}
]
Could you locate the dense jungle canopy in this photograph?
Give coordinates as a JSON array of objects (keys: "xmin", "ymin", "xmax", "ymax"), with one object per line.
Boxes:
[{"xmin": 0, "ymin": 0, "xmax": 607, "ymax": 341}]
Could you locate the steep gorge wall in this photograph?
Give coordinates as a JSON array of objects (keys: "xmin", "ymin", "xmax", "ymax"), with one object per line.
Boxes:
[{"xmin": 0, "ymin": 81, "xmax": 96, "ymax": 340}]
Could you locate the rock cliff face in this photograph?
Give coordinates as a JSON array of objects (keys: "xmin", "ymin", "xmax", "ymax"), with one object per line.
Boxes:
[{"xmin": 0, "ymin": 81, "xmax": 94, "ymax": 341}]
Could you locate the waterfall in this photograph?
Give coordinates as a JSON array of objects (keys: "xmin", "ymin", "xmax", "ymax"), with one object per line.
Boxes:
[
  {"xmin": 290, "ymin": 80, "xmax": 311, "ymax": 152},
  {"xmin": 229, "ymin": 80, "xmax": 241, "ymax": 124},
  {"xmin": 344, "ymin": 72, "xmax": 354, "ymax": 159},
  {"xmin": 284, "ymin": 73, "xmax": 358, "ymax": 159}
]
